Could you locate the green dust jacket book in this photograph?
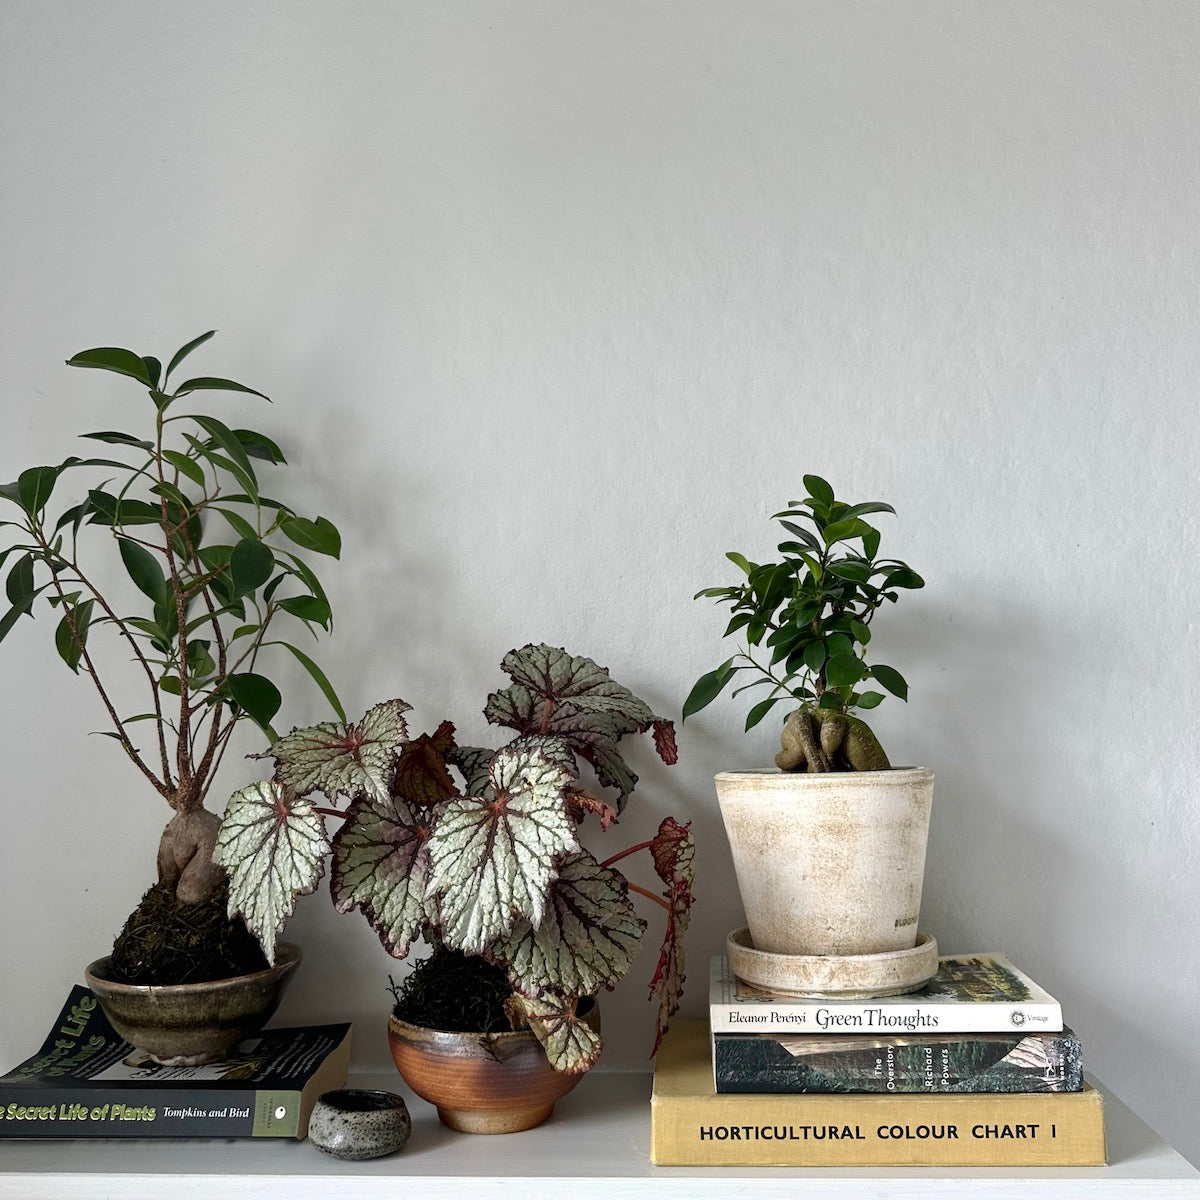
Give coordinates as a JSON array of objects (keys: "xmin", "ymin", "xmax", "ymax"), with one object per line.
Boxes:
[
  {"xmin": 713, "ymin": 1026, "xmax": 1084, "ymax": 1093},
  {"xmin": 0, "ymin": 986, "xmax": 350, "ymax": 1139}
]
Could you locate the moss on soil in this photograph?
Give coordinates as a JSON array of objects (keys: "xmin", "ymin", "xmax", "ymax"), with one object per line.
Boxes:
[
  {"xmin": 390, "ymin": 945, "xmax": 515, "ymax": 1033},
  {"xmin": 108, "ymin": 879, "xmax": 269, "ymax": 985}
]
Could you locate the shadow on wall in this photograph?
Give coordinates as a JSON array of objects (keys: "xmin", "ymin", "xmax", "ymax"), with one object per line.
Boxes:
[{"xmin": 884, "ymin": 593, "xmax": 1108, "ymax": 963}]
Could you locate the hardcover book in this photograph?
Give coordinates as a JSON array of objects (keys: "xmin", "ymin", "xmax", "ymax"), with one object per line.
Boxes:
[
  {"xmin": 652, "ymin": 1020, "xmax": 1106, "ymax": 1167},
  {"xmin": 710, "ymin": 953, "xmax": 1064, "ymax": 1035},
  {"xmin": 713, "ymin": 1026, "xmax": 1084, "ymax": 1093},
  {"xmin": 0, "ymin": 986, "xmax": 351, "ymax": 1139}
]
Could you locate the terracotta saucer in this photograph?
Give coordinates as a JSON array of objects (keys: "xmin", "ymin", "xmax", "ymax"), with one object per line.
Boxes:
[{"xmin": 726, "ymin": 928, "xmax": 938, "ymax": 998}]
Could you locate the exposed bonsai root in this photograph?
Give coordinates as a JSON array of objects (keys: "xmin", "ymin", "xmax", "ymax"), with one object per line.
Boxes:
[
  {"xmin": 157, "ymin": 807, "xmax": 226, "ymax": 905},
  {"xmin": 776, "ymin": 707, "xmax": 891, "ymax": 773}
]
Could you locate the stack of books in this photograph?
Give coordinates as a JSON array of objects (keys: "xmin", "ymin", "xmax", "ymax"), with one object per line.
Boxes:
[{"xmin": 650, "ymin": 952, "xmax": 1107, "ymax": 1166}]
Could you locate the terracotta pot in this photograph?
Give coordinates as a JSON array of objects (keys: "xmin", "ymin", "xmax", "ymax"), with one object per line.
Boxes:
[
  {"xmin": 387, "ymin": 1000, "xmax": 599, "ymax": 1134},
  {"xmin": 84, "ymin": 942, "xmax": 301, "ymax": 1065},
  {"xmin": 715, "ymin": 768, "xmax": 934, "ymax": 957}
]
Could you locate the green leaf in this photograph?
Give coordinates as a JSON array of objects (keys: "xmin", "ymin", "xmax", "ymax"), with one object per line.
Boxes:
[
  {"xmin": 824, "ymin": 653, "xmax": 865, "ymax": 687},
  {"xmin": 884, "ymin": 566, "xmax": 925, "ymax": 590},
  {"xmin": 681, "ymin": 658, "xmax": 737, "ymax": 720},
  {"xmin": 493, "ymin": 851, "xmax": 645, "ymax": 999},
  {"xmin": 233, "ymin": 428, "xmax": 286, "ymax": 464},
  {"xmin": 54, "ymin": 599, "xmax": 94, "ymax": 672},
  {"xmin": 66, "ymin": 346, "xmax": 151, "ymax": 385},
  {"xmin": 850, "ymin": 619, "xmax": 871, "ymax": 645},
  {"xmin": 817, "ymin": 690, "xmax": 845, "ymax": 711},
  {"xmin": 0, "ymin": 481, "xmax": 22, "ymax": 506},
  {"xmin": 189, "ymin": 415, "xmax": 259, "ymax": 497},
  {"xmin": 142, "ymin": 356, "xmax": 162, "ymax": 388},
  {"xmin": 723, "ymin": 611, "xmax": 752, "ymax": 638},
  {"xmin": 330, "ymin": 792, "xmax": 439, "ymax": 959},
  {"xmin": 213, "ymin": 505, "xmax": 258, "ymax": 543},
  {"xmin": 162, "ymin": 449, "xmax": 207, "ymax": 487},
  {"xmin": 803, "ymin": 474, "xmax": 834, "ymax": 506},
  {"xmin": 862, "ymin": 527, "xmax": 881, "ymax": 559},
  {"xmin": 214, "ymin": 779, "xmax": 330, "ymax": 963},
  {"xmin": 280, "ymin": 515, "xmax": 341, "ymax": 559},
  {"xmin": 164, "ymin": 330, "xmax": 216, "ymax": 383},
  {"xmin": 745, "ymin": 695, "xmax": 784, "ymax": 731},
  {"xmin": 823, "ymin": 518, "xmax": 872, "ymax": 545},
  {"xmin": 5, "ymin": 553, "xmax": 35, "ymax": 609},
  {"xmin": 854, "ymin": 690, "xmax": 886, "ymax": 709},
  {"xmin": 779, "ymin": 520, "xmax": 820, "ymax": 549},
  {"xmin": 841, "ymin": 501, "xmax": 896, "ymax": 520},
  {"xmin": 827, "ymin": 560, "xmax": 872, "ymax": 584},
  {"xmin": 230, "ymin": 537, "xmax": 273, "ymax": 597},
  {"xmin": 227, "ymin": 672, "xmax": 282, "ymax": 738},
  {"xmin": 80, "ymin": 430, "xmax": 154, "ymax": 450},
  {"xmin": 175, "ymin": 376, "xmax": 269, "ymax": 401},
  {"xmin": 725, "ymin": 551, "xmax": 754, "ymax": 576},
  {"xmin": 870, "ymin": 663, "xmax": 909, "ymax": 700},
  {"xmin": 265, "ymin": 698, "xmax": 411, "ymax": 800},
  {"xmin": 117, "ymin": 538, "xmax": 167, "ymax": 605},
  {"xmin": 273, "ymin": 640, "xmax": 347, "ymax": 722},
  {"xmin": 803, "ymin": 640, "xmax": 827, "ymax": 672},
  {"xmin": 278, "ymin": 594, "xmax": 332, "ymax": 627},
  {"xmin": 18, "ymin": 466, "xmax": 58, "ymax": 515},
  {"xmin": 158, "ymin": 674, "xmax": 182, "ymax": 696},
  {"xmin": 428, "ymin": 743, "xmax": 579, "ymax": 954},
  {"xmin": 0, "ymin": 602, "xmax": 30, "ymax": 643},
  {"xmin": 825, "ymin": 632, "xmax": 854, "ymax": 658}
]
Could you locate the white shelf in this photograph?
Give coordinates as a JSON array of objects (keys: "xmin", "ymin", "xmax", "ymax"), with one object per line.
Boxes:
[{"xmin": 1, "ymin": 1071, "xmax": 1197, "ymax": 1199}]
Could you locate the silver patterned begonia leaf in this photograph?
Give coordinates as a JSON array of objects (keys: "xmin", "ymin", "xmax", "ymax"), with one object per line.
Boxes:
[
  {"xmin": 492, "ymin": 851, "xmax": 645, "ymax": 998},
  {"xmin": 507, "ymin": 991, "xmax": 604, "ymax": 1074},
  {"xmin": 262, "ymin": 699, "xmax": 411, "ymax": 801},
  {"xmin": 646, "ymin": 816, "xmax": 696, "ymax": 1054},
  {"xmin": 427, "ymin": 744, "xmax": 578, "ymax": 955},
  {"xmin": 214, "ymin": 779, "xmax": 330, "ymax": 964},
  {"xmin": 447, "ymin": 744, "xmax": 494, "ymax": 796},
  {"xmin": 330, "ymin": 792, "xmax": 443, "ymax": 959},
  {"xmin": 483, "ymin": 644, "xmax": 676, "ymax": 809}
]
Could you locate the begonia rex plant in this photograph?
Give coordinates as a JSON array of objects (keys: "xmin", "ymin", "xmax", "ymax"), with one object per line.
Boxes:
[{"xmin": 215, "ymin": 643, "xmax": 694, "ymax": 1072}]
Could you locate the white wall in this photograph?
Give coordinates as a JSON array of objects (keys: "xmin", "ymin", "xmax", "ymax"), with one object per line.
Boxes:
[{"xmin": 2, "ymin": 0, "xmax": 1198, "ymax": 1166}]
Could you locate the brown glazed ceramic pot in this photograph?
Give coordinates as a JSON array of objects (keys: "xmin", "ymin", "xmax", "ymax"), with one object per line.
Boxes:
[
  {"xmin": 387, "ymin": 1000, "xmax": 599, "ymax": 1134},
  {"xmin": 84, "ymin": 942, "xmax": 301, "ymax": 1065}
]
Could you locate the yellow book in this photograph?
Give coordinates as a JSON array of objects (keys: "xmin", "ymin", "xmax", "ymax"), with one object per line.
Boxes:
[{"xmin": 651, "ymin": 1020, "xmax": 1106, "ymax": 1167}]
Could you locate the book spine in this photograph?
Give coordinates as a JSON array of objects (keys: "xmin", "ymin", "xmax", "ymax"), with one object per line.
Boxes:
[
  {"xmin": 0, "ymin": 1087, "xmax": 302, "ymax": 1138},
  {"xmin": 713, "ymin": 1030, "xmax": 1084, "ymax": 1094},
  {"xmin": 709, "ymin": 1000, "xmax": 1063, "ymax": 1035},
  {"xmin": 651, "ymin": 1087, "xmax": 1106, "ymax": 1167}
]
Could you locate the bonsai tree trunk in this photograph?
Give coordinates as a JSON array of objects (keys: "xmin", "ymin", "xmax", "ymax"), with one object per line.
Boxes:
[{"xmin": 157, "ymin": 805, "xmax": 226, "ymax": 905}]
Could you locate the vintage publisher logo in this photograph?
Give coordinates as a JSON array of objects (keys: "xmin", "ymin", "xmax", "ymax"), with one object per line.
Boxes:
[{"xmin": 1010, "ymin": 1011, "xmax": 1027, "ymax": 1027}]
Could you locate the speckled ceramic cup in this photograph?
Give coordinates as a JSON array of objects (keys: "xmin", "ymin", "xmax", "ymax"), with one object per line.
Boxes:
[{"xmin": 308, "ymin": 1089, "xmax": 412, "ymax": 1159}]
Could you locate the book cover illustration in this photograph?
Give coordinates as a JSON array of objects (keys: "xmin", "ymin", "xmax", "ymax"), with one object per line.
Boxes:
[
  {"xmin": 0, "ymin": 986, "xmax": 350, "ymax": 1138},
  {"xmin": 714, "ymin": 1027, "xmax": 1084, "ymax": 1093}
]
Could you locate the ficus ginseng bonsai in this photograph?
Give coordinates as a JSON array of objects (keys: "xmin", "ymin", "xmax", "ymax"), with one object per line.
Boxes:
[
  {"xmin": 684, "ymin": 474, "xmax": 923, "ymax": 771},
  {"xmin": 0, "ymin": 334, "xmax": 343, "ymax": 980},
  {"xmin": 214, "ymin": 643, "xmax": 695, "ymax": 1073}
]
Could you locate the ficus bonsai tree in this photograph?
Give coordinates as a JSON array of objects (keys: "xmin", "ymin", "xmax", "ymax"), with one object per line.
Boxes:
[
  {"xmin": 214, "ymin": 643, "xmax": 695, "ymax": 1073},
  {"xmin": 0, "ymin": 334, "xmax": 343, "ymax": 978},
  {"xmin": 684, "ymin": 474, "xmax": 923, "ymax": 772}
]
